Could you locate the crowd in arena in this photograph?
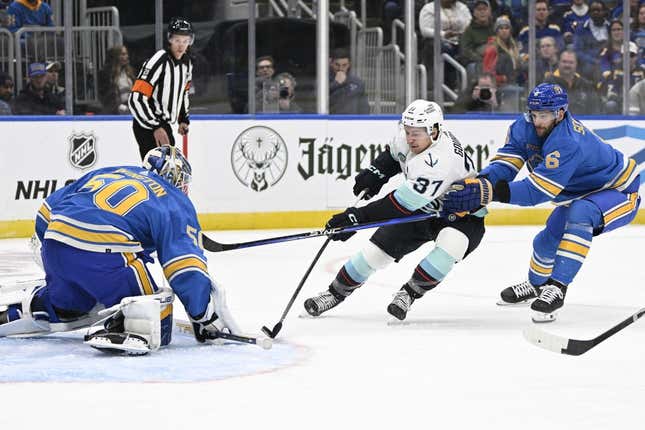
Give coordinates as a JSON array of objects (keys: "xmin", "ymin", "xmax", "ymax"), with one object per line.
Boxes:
[
  {"xmin": 390, "ymin": 0, "xmax": 645, "ymax": 114},
  {"xmin": 0, "ymin": 0, "xmax": 644, "ymax": 115}
]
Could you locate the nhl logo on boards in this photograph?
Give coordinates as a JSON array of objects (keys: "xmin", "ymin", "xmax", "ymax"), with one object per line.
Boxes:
[
  {"xmin": 68, "ymin": 132, "xmax": 97, "ymax": 170},
  {"xmin": 231, "ymin": 126, "xmax": 288, "ymax": 192}
]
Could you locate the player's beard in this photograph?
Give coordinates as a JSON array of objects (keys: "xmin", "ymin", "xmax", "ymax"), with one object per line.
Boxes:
[{"xmin": 534, "ymin": 120, "xmax": 557, "ymax": 137}]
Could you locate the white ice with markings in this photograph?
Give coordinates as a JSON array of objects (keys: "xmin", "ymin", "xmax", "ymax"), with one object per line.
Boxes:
[{"xmin": 0, "ymin": 225, "xmax": 644, "ymax": 429}]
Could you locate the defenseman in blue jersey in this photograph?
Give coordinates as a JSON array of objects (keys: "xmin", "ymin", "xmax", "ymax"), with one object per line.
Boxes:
[
  {"xmin": 0, "ymin": 146, "xmax": 240, "ymax": 354},
  {"xmin": 442, "ymin": 83, "xmax": 641, "ymax": 322}
]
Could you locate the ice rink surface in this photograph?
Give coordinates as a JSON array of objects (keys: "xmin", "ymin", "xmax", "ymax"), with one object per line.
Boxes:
[{"xmin": 0, "ymin": 225, "xmax": 644, "ymax": 430}]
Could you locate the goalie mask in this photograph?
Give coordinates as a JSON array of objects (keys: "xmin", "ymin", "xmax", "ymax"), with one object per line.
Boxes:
[
  {"xmin": 143, "ymin": 146, "xmax": 192, "ymax": 194},
  {"xmin": 400, "ymin": 99, "xmax": 444, "ymax": 143}
]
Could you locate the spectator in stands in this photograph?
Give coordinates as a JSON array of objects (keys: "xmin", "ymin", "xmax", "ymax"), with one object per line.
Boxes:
[
  {"xmin": 419, "ymin": 0, "xmax": 472, "ymax": 89},
  {"xmin": 518, "ymin": 0, "xmax": 563, "ymax": 53},
  {"xmin": 574, "ymin": 0, "xmax": 610, "ymax": 80},
  {"xmin": 455, "ymin": 71, "xmax": 499, "ymax": 112},
  {"xmin": 611, "ymin": 0, "xmax": 639, "ymax": 21},
  {"xmin": 600, "ymin": 20, "xmax": 630, "ymax": 74},
  {"xmin": 633, "ymin": 3, "xmax": 645, "ymax": 62},
  {"xmin": 627, "ymin": 77, "xmax": 645, "ymax": 114},
  {"xmin": 419, "ymin": 0, "xmax": 472, "ymax": 59},
  {"xmin": 598, "ymin": 41, "xmax": 645, "ymax": 113},
  {"xmin": 275, "ymin": 72, "xmax": 302, "ymax": 114},
  {"xmin": 459, "ymin": 0, "xmax": 495, "ymax": 77},
  {"xmin": 562, "ymin": 0, "xmax": 590, "ymax": 46},
  {"xmin": 254, "ymin": 55, "xmax": 278, "ymax": 113},
  {"xmin": 98, "ymin": 45, "xmax": 135, "ymax": 114},
  {"xmin": 45, "ymin": 61, "xmax": 63, "ymax": 103},
  {"xmin": 0, "ymin": 1, "xmax": 10, "ymax": 28},
  {"xmin": 329, "ymin": 48, "xmax": 370, "ymax": 115},
  {"xmin": 12, "ymin": 62, "xmax": 64, "ymax": 115},
  {"xmin": 550, "ymin": 0, "xmax": 576, "ymax": 29},
  {"xmin": 544, "ymin": 50, "xmax": 598, "ymax": 114},
  {"xmin": 6, "ymin": 0, "xmax": 53, "ymax": 32},
  {"xmin": 632, "ymin": 3, "xmax": 645, "ymax": 45},
  {"xmin": 536, "ymin": 36, "xmax": 560, "ymax": 80},
  {"xmin": 482, "ymin": 16, "xmax": 523, "ymax": 87},
  {"xmin": 0, "ymin": 71, "xmax": 13, "ymax": 115}
]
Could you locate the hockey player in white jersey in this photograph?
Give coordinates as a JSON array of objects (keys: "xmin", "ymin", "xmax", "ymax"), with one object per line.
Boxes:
[{"xmin": 304, "ymin": 100, "xmax": 486, "ymax": 320}]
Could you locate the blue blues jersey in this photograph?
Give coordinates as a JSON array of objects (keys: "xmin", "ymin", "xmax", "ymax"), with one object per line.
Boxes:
[
  {"xmin": 6, "ymin": 0, "xmax": 53, "ymax": 32},
  {"xmin": 479, "ymin": 113, "xmax": 639, "ymax": 206},
  {"xmin": 34, "ymin": 166, "xmax": 211, "ymax": 318}
]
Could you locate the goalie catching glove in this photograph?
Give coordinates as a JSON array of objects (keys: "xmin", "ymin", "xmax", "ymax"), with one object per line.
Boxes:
[{"xmin": 442, "ymin": 177, "xmax": 510, "ymax": 214}]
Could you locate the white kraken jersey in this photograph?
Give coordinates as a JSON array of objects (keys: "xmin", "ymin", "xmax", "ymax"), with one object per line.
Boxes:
[{"xmin": 389, "ymin": 127, "xmax": 477, "ymax": 214}]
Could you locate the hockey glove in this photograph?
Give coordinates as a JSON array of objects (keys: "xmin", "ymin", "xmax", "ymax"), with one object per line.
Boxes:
[
  {"xmin": 442, "ymin": 177, "xmax": 493, "ymax": 214},
  {"xmin": 353, "ymin": 148, "xmax": 402, "ymax": 200},
  {"xmin": 326, "ymin": 207, "xmax": 364, "ymax": 241},
  {"xmin": 353, "ymin": 166, "xmax": 388, "ymax": 200},
  {"xmin": 191, "ymin": 311, "xmax": 228, "ymax": 343}
]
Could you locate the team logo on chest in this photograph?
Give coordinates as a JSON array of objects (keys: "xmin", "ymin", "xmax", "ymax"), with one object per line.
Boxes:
[
  {"xmin": 231, "ymin": 126, "xmax": 288, "ymax": 192},
  {"xmin": 68, "ymin": 132, "xmax": 97, "ymax": 170},
  {"xmin": 425, "ymin": 153, "xmax": 438, "ymax": 168}
]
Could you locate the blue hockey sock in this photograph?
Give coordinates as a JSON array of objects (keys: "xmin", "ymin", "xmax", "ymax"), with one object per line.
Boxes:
[{"xmin": 551, "ymin": 201, "xmax": 601, "ymax": 284}]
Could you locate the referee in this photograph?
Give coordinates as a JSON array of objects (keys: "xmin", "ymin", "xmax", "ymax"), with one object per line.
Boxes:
[{"xmin": 129, "ymin": 17, "xmax": 193, "ymax": 160}]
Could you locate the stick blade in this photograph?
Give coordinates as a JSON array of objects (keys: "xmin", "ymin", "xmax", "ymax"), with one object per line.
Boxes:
[
  {"xmin": 261, "ymin": 322, "xmax": 282, "ymax": 339},
  {"xmin": 522, "ymin": 326, "xmax": 571, "ymax": 354},
  {"xmin": 261, "ymin": 325, "xmax": 277, "ymax": 339},
  {"xmin": 201, "ymin": 234, "xmax": 236, "ymax": 253}
]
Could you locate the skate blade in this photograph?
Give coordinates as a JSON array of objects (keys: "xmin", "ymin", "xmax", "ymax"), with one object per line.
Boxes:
[
  {"xmin": 297, "ymin": 311, "xmax": 319, "ymax": 319},
  {"xmin": 531, "ymin": 310, "xmax": 558, "ymax": 323},
  {"xmin": 496, "ymin": 299, "xmax": 533, "ymax": 307},
  {"xmin": 386, "ymin": 317, "xmax": 410, "ymax": 326}
]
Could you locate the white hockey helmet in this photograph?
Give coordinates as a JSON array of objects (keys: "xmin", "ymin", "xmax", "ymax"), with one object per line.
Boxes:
[
  {"xmin": 401, "ymin": 99, "xmax": 443, "ymax": 141},
  {"xmin": 143, "ymin": 146, "xmax": 192, "ymax": 194}
]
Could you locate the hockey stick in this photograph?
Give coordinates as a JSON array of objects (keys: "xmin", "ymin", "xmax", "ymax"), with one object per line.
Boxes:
[
  {"xmin": 174, "ymin": 319, "xmax": 272, "ymax": 350},
  {"xmin": 260, "ymin": 191, "xmax": 367, "ymax": 339},
  {"xmin": 201, "ymin": 211, "xmax": 442, "ymax": 253},
  {"xmin": 523, "ymin": 307, "xmax": 645, "ymax": 356}
]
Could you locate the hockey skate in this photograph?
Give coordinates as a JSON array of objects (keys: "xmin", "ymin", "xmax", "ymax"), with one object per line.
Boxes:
[
  {"xmin": 304, "ymin": 289, "xmax": 344, "ymax": 317},
  {"xmin": 530, "ymin": 282, "xmax": 567, "ymax": 323},
  {"xmin": 387, "ymin": 286, "xmax": 416, "ymax": 321},
  {"xmin": 498, "ymin": 280, "xmax": 540, "ymax": 306}
]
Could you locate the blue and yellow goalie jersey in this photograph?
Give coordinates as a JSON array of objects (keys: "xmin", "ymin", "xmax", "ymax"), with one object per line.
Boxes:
[
  {"xmin": 34, "ymin": 165, "xmax": 210, "ymax": 318},
  {"xmin": 480, "ymin": 112, "xmax": 639, "ymax": 206}
]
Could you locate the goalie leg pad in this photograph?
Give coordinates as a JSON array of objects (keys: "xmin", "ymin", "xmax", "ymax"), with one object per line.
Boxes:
[
  {"xmin": 28, "ymin": 233, "xmax": 44, "ymax": 271},
  {"xmin": 85, "ymin": 288, "xmax": 174, "ymax": 355},
  {"xmin": 0, "ymin": 283, "xmax": 51, "ymax": 337}
]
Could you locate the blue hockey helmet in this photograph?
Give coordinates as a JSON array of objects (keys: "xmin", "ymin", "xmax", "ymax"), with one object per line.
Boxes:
[
  {"xmin": 526, "ymin": 83, "xmax": 568, "ymax": 113},
  {"xmin": 143, "ymin": 146, "xmax": 192, "ymax": 193}
]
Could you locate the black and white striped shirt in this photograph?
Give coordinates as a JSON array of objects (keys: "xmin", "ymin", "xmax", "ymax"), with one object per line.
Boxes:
[{"xmin": 128, "ymin": 49, "xmax": 192, "ymax": 130}]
